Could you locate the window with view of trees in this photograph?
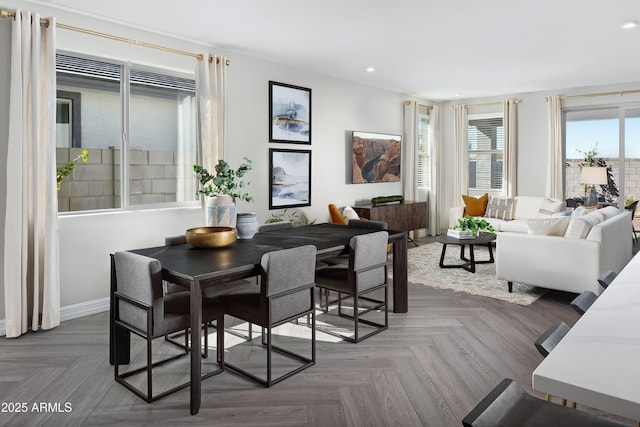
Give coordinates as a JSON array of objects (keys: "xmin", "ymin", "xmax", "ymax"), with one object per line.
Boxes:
[
  {"xmin": 55, "ymin": 53, "xmax": 198, "ymax": 212},
  {"xmin": 467, "ymin": 113, "xmax": 503, "ymax": 192}
]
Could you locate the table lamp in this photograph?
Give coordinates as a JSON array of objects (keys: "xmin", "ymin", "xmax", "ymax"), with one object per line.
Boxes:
[{"xmin": 581, "ymin": 167, "xmax": 607, "ymax": 206}]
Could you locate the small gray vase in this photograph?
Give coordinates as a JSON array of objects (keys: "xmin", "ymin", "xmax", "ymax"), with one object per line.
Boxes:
[{"xmin": 236, "ymin": 212, "xmax": 259, "ymax": 239}]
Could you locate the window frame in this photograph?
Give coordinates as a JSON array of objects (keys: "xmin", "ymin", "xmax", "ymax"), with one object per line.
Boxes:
[
  {"xmin": 55, "ymin": 50, "xmax": 200, "ymax": 215},
  {"xmin": 466, "ymin": 111, "xmax": 504, "ymax": 195}
]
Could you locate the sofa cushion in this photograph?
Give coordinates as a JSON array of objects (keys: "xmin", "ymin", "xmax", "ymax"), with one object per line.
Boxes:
[
  {"xmin": 564, "ymin": 210, "xmax": 605, "ymax": 239},
  {"xmin": 599, "ymin": 205, "xmax": 620, "ymax": 220},
  {"xmin": 538, "ymin": 198, "xmax": 567, "ymax": 218},
  {"xmin": 499, "ymin": 219, "xmax": 529, "ymax": 233},
  {"xmin": 512, "ymin": 196, "xmax": 546, "ymax": 220},
  {"xmin": 484, "ymin": 196, "xmax": 514, "ymax": 220},
  {"xmin": 527, "ymin": 217, "xmax": 570, "ymax": 236},
  {"xmin": 462, "ymin": 193, "xmax": 488, "ymax": 216}
]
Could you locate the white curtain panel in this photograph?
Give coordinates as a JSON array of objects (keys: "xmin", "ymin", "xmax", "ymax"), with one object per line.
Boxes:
[
  {"xmin": 175, "ymin": 95, "xmax": 197, "ymax": 202},
  {"xmin": 429, "ymin": 105, "xmax": 441, "ymax": 235},
  {"xmin": 452, "ymin": 104, "xmax": 468, "ymax": 207},
  {"xmin": 503, "ymin": 99, "xmax": 518, "ymax": 197},
  {"xmin": 195, "ymin": 55, "xmax": 228, "ymax": 217},
  {"xmin": 546, "ymin": 95, "xmax": 564, "ymax": 199},
  {"xmin": 4, "ymin": 11, "xmax": 59, "ymax": 338},
  {"xmin": 402, "ymin": 100, "xmax": 421, "ymax": 240},
  {"xmin": 402, "ymin": 101, "xmax": 418, "ymax": 199}
]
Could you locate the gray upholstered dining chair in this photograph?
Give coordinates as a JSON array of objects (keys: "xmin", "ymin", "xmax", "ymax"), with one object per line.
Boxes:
[
  {"xmin": 534, "ymin": 320, "xmax": 571, "ymax": 406},
  {"xmin": 258, "ymin": 221, "xmax": 293, "ymax": 232},
  {"xmin": 113, "ymin": 251, "xmax": 225, "ymax": 402},
  {"xmin": 347, "ymin": 219, "xmax": 389, "ymax": 230},
  {"xmin": 163, "ymin": 234, "xmax": 258, "ymax": 345},
  {"xmin": 315, "ymin": 231, "xmax": 389, "ymax": 343},
  {"xmin": 462, "ymin": 378, "xmax": 629, "ymax": 427},
  {"xmin": 598, "ymin": 270, "xmax": 617, "ymax": 289},
  {"xmin": 220, "ymin": 245, "xmax": 317, "ymax": 387},
  {"xmin": 322, "ymin": 219, "xmax": 388, "ymax": 268},
  {"xmin": 570, "ymin": 291, "xmax": 598, "ymax": 315}
]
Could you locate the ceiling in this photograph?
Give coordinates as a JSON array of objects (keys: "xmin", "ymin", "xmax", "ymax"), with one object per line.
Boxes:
[{"xmin": 27, "ymin": 0, "xmax": 640, "ymax": 100}]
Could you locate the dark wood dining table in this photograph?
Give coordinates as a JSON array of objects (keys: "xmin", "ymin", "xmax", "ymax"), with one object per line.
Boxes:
[{"xmin": 110, "ymin": 223, "xmax": 408, "ymax": 415}]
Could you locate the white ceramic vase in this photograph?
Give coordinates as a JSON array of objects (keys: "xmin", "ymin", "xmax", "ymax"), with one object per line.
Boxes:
[
  {"xmin": 207, "ymin": 195, "xmax": 237, "ymax": 227},
  {"xmin": 236, "ymin": 212, "xmax": 259, "ymax": 239}
]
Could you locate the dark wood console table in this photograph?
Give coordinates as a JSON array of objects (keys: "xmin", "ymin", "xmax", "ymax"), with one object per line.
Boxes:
[{"xmin": 353, "ymin": 201, "xmax": 427, "ymax": 233}]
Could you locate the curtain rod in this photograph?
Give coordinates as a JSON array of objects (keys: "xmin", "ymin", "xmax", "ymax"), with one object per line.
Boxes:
[
  {"xmin": 544, "ymin": 89, "xmax": 640, "ymax": 102},
  {"xmin": 1, "ymin": 8, "xmax": 230, "ymax": 65},
  {"xmin": 405, "ymin": 100, "xmax": 434, "ymax": 109},
  {"xmin": 449, "ymin": 99, "xmax": 521, "ymax": 110}
]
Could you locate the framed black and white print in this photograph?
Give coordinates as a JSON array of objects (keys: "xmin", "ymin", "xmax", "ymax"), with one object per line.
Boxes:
[
  {"xmin": 269, "ymin": 148, "xmax": 312, "ymax": 209},
  {"xmin": 269, "ymin": 81, "xmax": 311, "ymax": 144}
]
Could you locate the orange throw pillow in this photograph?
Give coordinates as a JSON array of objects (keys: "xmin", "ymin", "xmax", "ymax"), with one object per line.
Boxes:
[
  {"xmin": 328, "ymin": 204, "xmax": 347, "ymax": 225},
  {"xmin": 462, "ymin": 193, "xmax": 489, "ymax": 216}
]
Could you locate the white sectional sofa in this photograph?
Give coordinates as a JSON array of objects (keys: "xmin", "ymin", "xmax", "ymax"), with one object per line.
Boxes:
[
  {"xmin": 496, "ymin": 206, "xmax": 633, "ymax": 294},
  {"xmin": 449, "ymin": 196, "xmax": 567, "ymax": 233}
]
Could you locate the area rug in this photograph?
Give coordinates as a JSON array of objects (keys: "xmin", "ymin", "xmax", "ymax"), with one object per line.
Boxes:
[{"xmin": 394, "ymin": 242, "xmax": 547, "ymax": 306}]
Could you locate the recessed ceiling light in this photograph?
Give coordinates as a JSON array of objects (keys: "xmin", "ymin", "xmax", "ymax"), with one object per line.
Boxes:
[
  {"xmin": 366, "ymin": 67, "xmax": 375, "ymax": 73},
  {"xmin": 455, "ymin": 93, "xmax": 462, "ymax": 97},
  {"xmin": 621, "ymin": 21, "xmax": 638, "ymax": 30}
]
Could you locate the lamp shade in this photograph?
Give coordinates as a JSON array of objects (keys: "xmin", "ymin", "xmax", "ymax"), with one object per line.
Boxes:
[{"xmin": 580, "ymin": 167, "xmax": 607, "ymax": 185}]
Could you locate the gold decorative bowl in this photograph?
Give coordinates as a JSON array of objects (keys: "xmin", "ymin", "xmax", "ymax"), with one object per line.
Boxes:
[{"xmin": 185, "ymin": 226, "xmax": 237, "ymax": 248}]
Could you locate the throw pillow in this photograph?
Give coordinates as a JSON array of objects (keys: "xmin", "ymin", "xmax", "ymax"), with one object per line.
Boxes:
[
  {"xmin": 538, "ymin": 198, "xmax": 567, "ymax": 217},
  {"xmin": 570, "ymin": 206, "xmax": 587, "ymax": 218},
  {"xmin": 527, "ymin": 217, "xmax": 570, "ymax": 236},
  {"xmin": 342, "ymin": 205, "xmax": 360, "ymax": 221},
  {"xmin": 564, "ymin": 210, "xmax": 605, "ymax": 239},
  {"xmin": 484, "ymin": 196, "xmax": 514, "ymax": 220},
  {"xmin": 462, "ymin": 193, "xmax": 489, "ymax": 216},
  {"xmin": 328, "ymin": 204, "xmax": 347, "ymax": 224}
]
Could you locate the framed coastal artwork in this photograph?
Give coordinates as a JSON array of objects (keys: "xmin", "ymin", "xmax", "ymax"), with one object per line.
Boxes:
[
  {"xmin": 269, "ymin": 81, "xmax": 311, "ymax": 144},
  {"xmin": 269, "ymin": 148, "xmax": 311, "ymax": 209},
  {"xmin": 351, "ymin": 131, "xmax": 402, "ymax": 184}
]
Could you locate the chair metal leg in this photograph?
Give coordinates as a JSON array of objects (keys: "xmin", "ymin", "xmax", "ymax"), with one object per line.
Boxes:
[
  {"xmin": 317, "ymin": 286, "xmax": 388, "ymax": 343},
  {"xmin": 223, "ymin": 310, "xmax": 316, "ymax": 387}
]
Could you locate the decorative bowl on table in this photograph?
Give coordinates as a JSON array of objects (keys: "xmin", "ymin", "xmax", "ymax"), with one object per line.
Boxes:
[{"xmin": 185, "ymin": 226, "xmax": 237, "ymax": 248}]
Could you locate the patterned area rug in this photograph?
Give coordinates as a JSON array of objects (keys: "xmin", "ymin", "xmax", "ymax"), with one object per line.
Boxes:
[{"xmin": 396, "ymin": 242, "xmax": 547, "ymax": 306}]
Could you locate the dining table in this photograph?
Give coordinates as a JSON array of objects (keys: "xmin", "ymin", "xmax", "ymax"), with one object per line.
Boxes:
[{"xmin": 110, "ymin": 223, "xmax": 408, "ymax": 415}]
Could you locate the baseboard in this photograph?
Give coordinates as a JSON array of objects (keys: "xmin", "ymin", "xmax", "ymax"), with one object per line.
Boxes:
[
  {"xmin": 0, "ymin": 297, "xmax": 110, "ymax": 337},
  {"xmin": 59, "ymin": 297, "xmax": 110, "ymax": 322}
]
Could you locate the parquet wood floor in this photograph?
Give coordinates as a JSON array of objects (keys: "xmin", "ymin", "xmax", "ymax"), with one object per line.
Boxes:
[{"xmin": 1, "ymin": 243, "xmax": 634, "ymax": 426}]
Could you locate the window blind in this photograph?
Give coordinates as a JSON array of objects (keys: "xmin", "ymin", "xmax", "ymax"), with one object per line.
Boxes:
[{"xmin": 468, "ymin": 115, "xmax": 504, "ymax": 190}]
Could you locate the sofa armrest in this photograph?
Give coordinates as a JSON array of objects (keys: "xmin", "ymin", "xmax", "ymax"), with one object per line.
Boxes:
[
  {"xmin": 496, "ymin": 232, "xmax": 602, "ymax": 294},
  {"xmin": 449, "ymin": 206, "xmax": 464, "ymax": 227}
]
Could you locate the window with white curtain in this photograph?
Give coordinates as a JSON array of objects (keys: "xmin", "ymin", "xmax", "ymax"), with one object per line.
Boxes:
[
  {"xmin": 467, "ymin": 113, "xmax": 504, "ymax": 192},
  {"xmin": 417, "ymin": 107, "xmax": 431, "ymax": 190},
  {"xmin": 55, "ymin": 53, "xmax": 198, "ymax": 212}
]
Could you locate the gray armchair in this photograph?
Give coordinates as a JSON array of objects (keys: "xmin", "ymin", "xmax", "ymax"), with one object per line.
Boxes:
[
  {"xmin": 315, "ymin": 231, "xmax": 389, "ymax": 343},
  {"xmin": 220, "ymin": 245, "xmax": 317, "ymax": 387},
  {"xmin": 113, "ymin": 251, "xmax": 224, "ymax": 402}
]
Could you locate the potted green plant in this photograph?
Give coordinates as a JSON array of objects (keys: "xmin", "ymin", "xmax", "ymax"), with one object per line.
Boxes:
[
  {"xmin": 193, "ymin": 157, "xmax": 253, "ymax": 227},
  {"xmin": 450, "ymin": 215, "xmax": 495, "ymax": 238},
  {"xmin": 264, "ymin": 208, "xmax": 316, "ymax": 227}
]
